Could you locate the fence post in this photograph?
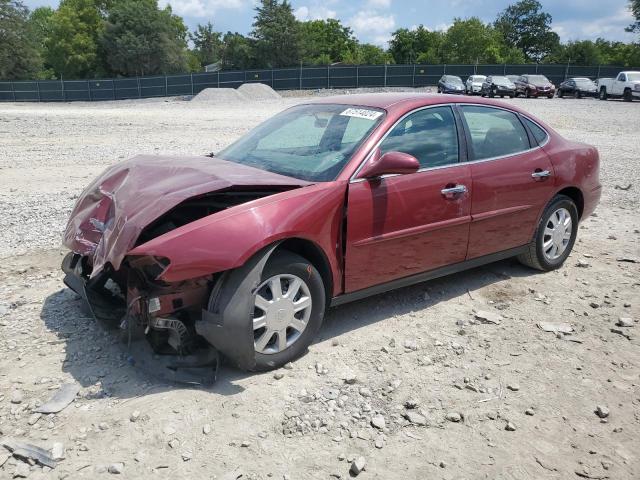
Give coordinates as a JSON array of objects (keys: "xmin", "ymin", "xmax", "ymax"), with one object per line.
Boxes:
[
  {"xmin": 271, "ymin": 68, "xmax": 274, "ymax": 89},
  {"xmin": 190, "ymin": 73, "xmax": 194, "ymax": 95},
  {"xmin": 11, "ymin": 81, "xmax": 15, "ymax": 102},
  {"xmin": 87, "ymin": 80, "xmax": 91, "ymax": 101},
  {"xmin": 356, "ymin": 65, "xmax": 359, "ymax": 88},
  {"xmin": 384, "ymin": 63, "xmax": 387, "ymax": 87},
  {"xmin": 136, "ymin": 77, "xmax": 141, "ymax": 98},
  {"xmin": 412, "ymin": 64, "xmax": 416, "ymax": 87},
  {"xmin": 59, "ymin": 78, "xmax": 63, "ymax": 102},
  {"xmin": 535, "ymin": 63, "xmax": 539, "ymax": 73},
  {"xmin": 503, "ymin": 64, "xmax": 506, "ymax": 75},
  {"xmin": 327, "ymin": 64, "xmax": 330, "ymax": 89},
  {"xmin": 444, "ymin": 64, "xmax": 447, "ymax": 74},
  {"xmin": 597, "ymin": 65, "xmax": 601, "ymax": 79},
  {"xmin": 165, "ymin": 75, "xmax": 168, "ymax": 96}
]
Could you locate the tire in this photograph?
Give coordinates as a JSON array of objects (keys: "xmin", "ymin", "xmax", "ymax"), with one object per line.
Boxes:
[
  {"xmin": 547, "ymin": 93, "xmax": 554, "ymax": 99},
  {"xmin": 251, "ymin": 250, "xmax": 325, "ymax": 371},
  {"xmin": 509, "ymin": 94, "xmax": 515, "ymax": 98},
  {"xmin": 517, "ymin": 195, "xmax": 579, "ymax": 272},
  {"xmin": 599, "ymin": 87, "xmax": 607, "ymax": 100},
  {"xmin": 557, "ymin": 90, "xmax": 563, "ymax": 98},
  {"xmin": 623, "ymin": 88, "xmax": 633, "ymax": 102},
  {"xmin": 525, "ymin": 89, "xmax": 531, "ymax": 98},
  {"xmin": 573, "ymin": 90, "xmax": 581, "ymax": 99},
  {"xmin": 489, "ymin": 87, "xmax": 496, "ymax": 98}
]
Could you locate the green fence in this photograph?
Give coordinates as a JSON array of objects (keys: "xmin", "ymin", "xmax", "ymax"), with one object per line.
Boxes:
[{"xmin": 0, "ymin": 64, "xmax": 633, "ymax": 102}]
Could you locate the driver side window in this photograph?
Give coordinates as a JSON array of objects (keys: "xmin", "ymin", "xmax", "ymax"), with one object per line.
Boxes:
[
  {"xmin": 617, "ymin": 73, "xmax": 626, "ymax": 81},
  {"xmin": 379, "ymin": 106, "xmax": 459, "ymax": 169}
]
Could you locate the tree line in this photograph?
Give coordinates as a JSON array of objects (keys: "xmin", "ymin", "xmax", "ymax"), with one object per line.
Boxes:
[{"xmin": 1, "ymin": 0, "xmax": 639, "ymax": 81}]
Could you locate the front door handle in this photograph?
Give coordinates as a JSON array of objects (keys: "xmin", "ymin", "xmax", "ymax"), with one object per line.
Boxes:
[
  {"xmin": 441, "ymin": 184, "xmax": 467, "ymax": 198},
  {"xmin": 531, "ymin": 169, "xmax": 551, "ymax": 179}
]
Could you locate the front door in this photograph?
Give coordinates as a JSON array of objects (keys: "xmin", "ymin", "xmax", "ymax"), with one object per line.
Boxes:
[
  {"xmin": 458, "ymin": 105, "xmax": 555, "ymax": 259},
  {"xmin": 344, "ymin": 105, "xmax": 472, "ymax": 293}
]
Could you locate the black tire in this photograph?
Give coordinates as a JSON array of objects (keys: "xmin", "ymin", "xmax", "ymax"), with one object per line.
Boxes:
[
  {"xmin": 547, "ymin": 93, "xmax": 554, "ymax": 99},
  {"xmin": 489, "ymin": 87, "xmax": 496, "ymax": 98},
  {"xmin": 574, "ymin": 90, "xmax": 581, "ymax": 99},
  {"xmin": 557, "ymin": 90, "xmax": 563, "ymax": 98},
  {"xmin": 599, "ymin": 87, "xmax": 607, "ymax": 100},
  {"xmin": 525, "ymin": 89, "xmax": 531, "ymax": 98},
  {"xmin": 251, "ymin": 251, "xmax": 325, "ymax": 371},
  {"xmin": 623, "ymin": 88, "xmax": 633, "ymax": 102},
  {"xmin": 517, "ymin": 195, "xmax": 579, "ymax": 271}
]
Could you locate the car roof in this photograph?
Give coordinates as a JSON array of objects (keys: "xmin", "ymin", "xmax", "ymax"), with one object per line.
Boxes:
[{"xmin": 308, "ymin": 93, "xmax": 532, "ymax": 115}]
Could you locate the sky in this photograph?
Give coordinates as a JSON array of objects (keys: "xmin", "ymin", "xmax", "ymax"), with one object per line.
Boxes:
[{"xmin": 23, "ymin": 0, "xmax": 638, "ymax": 46}]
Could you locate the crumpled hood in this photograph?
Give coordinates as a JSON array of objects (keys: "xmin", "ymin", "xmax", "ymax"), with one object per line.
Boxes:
[{"xmin": 63, "ymin": 154, "xmax": 309, "ymax": 276}]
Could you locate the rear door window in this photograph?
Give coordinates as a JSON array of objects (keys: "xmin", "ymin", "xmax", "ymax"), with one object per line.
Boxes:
[
  {"xmin": 460, "ymin": 105, "xmax": 531, "ymax": 160},
  {"xmin": 523, "ymin": 118, "xmax": 548, "ymax": 145}
]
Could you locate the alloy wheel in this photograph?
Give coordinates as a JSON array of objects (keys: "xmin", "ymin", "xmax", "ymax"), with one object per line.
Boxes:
[
  {"xmin": 542, "ymin": 207, "xmax": 573, "ymax": 261},
  {"xmin": 253, "ymin": 274, "xmax": 312, "ymax": 354}
]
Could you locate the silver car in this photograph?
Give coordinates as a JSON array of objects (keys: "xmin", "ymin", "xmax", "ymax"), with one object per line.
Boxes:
[{"xmin": 465, "ymin": 75, "xmax": 486, "ymax": 95}]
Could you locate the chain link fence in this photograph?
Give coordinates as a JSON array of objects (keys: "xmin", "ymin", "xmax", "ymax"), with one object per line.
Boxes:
[{"xmin": 0, "ymin": 64, "xmax": 633, "ymax": 102}]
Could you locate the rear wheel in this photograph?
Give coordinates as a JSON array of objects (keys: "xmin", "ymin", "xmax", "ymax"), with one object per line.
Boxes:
[
  {"xmin": 517, "ymin": 195, "xmax": 578, "ymax": 271},
  {"xmin": 251, "ymin": 251, "xmax": 325, "ymax": 370},
  {"xmin": 599, "ymin": 87, "xmax": 608, "ymax": 100},
  {"xmin": 573, "ymin": 90, "xmax": 581, "ymax": 99}
]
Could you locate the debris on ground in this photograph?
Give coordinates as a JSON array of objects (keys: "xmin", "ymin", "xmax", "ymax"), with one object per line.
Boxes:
[{"xmin": 35, "ymin": 383, "xmax": 80, "ymax": 413}]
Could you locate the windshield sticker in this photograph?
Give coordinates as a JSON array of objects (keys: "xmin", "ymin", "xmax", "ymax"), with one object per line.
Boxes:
[{"xmin": 340, "ymin": 108, "xmax": 383, "ymax": 121}]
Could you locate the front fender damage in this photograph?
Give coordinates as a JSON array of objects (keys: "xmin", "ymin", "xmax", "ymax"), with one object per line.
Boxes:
[
  {"xmin": 61, "ymin": 243, "xmax": 280, "ymax": 381},
  {"xmin": 196, "ymin": 243, "xmax": 281, "ymax": 371}
]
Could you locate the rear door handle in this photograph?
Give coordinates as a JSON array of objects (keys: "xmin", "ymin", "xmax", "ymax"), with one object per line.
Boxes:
[
  {"xmin": 441, "ymin": 185, "xmax": 467, "ymax": 198},
  {"xmin": 531, "ymin": 170, "xmax": 551, "ymax": 179}
]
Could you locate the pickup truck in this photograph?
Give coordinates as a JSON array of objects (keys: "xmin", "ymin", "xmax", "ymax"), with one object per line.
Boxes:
[{"xmin": 597, "ymin": 71, "xmax": 640, "ymax": 101}]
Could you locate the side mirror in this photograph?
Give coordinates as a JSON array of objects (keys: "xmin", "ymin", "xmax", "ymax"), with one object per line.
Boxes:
[{"xmin": 357, "ymin": 150, "xmax": 420, "ymax": 179}]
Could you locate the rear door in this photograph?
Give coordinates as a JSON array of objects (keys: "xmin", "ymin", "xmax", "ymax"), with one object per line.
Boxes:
[
  {"xmin": 344, "ymin": 105, "xmax": 472, "ymax": 293},
  {"xmin": 458, "ymin": 105, "xmax": 555, "ymax": 259}
]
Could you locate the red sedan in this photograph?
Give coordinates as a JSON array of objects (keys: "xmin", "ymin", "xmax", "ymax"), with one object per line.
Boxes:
[{"xmin": 62, "ymin": 93, "xmax": 601, "ymax": 372}]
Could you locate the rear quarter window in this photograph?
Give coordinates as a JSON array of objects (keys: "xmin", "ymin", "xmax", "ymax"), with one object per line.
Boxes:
[{"xmin": 523, "ymin": 118, "xmax": 549, "ymax": 145}]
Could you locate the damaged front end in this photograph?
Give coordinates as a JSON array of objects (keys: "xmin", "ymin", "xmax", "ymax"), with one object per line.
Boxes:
[
  {"xmin": 60, "ymin": 155, "xmax": 311, "ymax": 382},
  {"xmin": 62, "ymin": 251, "xmax": 219, "ymax": 384}
]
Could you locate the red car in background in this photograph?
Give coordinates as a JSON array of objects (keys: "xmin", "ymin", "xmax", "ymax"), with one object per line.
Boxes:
[{"xmin": 62, "ymin": 93, "xmax": 601, "ymax": 373}]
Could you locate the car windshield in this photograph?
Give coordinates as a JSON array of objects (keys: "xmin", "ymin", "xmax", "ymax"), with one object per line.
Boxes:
[
  {"xmin": 527, "ymin": 75, "xmax": 550, "ymax": 84},
  {"xmin": 470, "ymin": 76, "xmax": 485, "ymax": 82},
  {"xmin": 574, "ymin": 78, "xmax": 596, "ymax": 86},
  {"xmin": 446, "ymin": 76, "xmax": 463, "ymax": 84},
  {"xmin": 217, "ymin": 104, "xmax": 384, "ymax": 182},
  {"xmin": 626, "ymin": 72, "xmax": 640, "ymax": 81},
  {"xmin": 492, "ymin": 76, "xmax": 511, "ymax": 85}
]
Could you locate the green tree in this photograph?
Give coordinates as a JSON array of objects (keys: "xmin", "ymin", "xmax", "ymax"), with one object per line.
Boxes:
[
  {"xmin": 0, "ymin": 0, "xmax": 42, "ymax": 79},
  {"xmin": 46, "ymin": 0, "xmax": 104, "ymax": 78},
  {"xmin": 442, "ymin": 17, "xmax": 505, "ymax": 63},
  {"xmin": 251, "ymin": 0, "xmax": 300, "ymax": 67},
  {"xmin": 219, "ymin": 32, "xmax": 255, "ymax": 70},
  {"xmin": 190, "ymin": 22, "xmax": 222, "ymax": 68},
  {"xmin": 101, "ymin": 0, "xmax": 189, "ymax": 76},
  {"xmin": 627, "ymin": 0, "xmax": 640, "ymax": 34},
  {"xmin": 495, "ymin": 0, "xmax": 560, "ymax": 62},
  {"xmin": 299, "ymin": 18, "xmax": 357, "ymax": 64},
  {"xmin": 341, "ymin": 43, "xmax": 393, "ymax": 65},
  {"xmin": 27, "ymin": 6, "xmax": 56, "ymax": 78},
  {"xmin": 389, "ymin": 26, "xmax": 444, "ymax": 64},
  {"xmin": 546, "ymin": 40, "xmax": 603, "ymax": 65}
]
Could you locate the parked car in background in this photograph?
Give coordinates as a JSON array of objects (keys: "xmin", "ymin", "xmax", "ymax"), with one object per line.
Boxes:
[
  {"xmin": 437, "ymin": 75, "xmax": 465, "ymax": 94},
  {"xmin": 597, "ymin": 71, "xmax": 640, "ymax": 101},
  {"xmin": 61, "ymin": 93, "xmax": 601, "ymax": 371},
  {"xmin": 465, "ymin": 75, "xmax": 486, "ymax": 95},
  {"xmin": 480, "ymin": 76, "xmax": 516, "ymax": 98},
  {"xmin": 507, "ymin": 75, "xmax": 520, "ymax": 84},
  {"xmin": 515, "ymin": 74, "xmax": 556, "ymax": 98},
  {"xmin": 557, "ymin": 78, "xmax": 598, "ymax": 98}
]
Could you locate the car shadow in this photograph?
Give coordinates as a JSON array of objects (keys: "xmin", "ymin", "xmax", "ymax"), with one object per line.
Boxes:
[
  {"xmin": 318, "ymin": 257, "xmax": 535, "ymax": 343},
  {"xmin": 40, "ymin": 257, "xmax": 536, "ymax": 399}
]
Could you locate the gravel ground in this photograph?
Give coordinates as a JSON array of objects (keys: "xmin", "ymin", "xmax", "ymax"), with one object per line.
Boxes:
[{"xmin": 0, "ymin": 92, "xmax": 638, "ymax": 480}]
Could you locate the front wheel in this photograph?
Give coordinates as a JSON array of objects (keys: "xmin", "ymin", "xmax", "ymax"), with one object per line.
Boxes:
[
  {"xmin": 517, "ymin": 195, "xmax": 578, "ymax": 271},
  {"xmin": 623, "ymin": 89, "xmax": 633, "ymax": 102},
  {"xmin": 251, "ymin": 251, "xmax": 325, "ymax": 370},
  {"xmin": 574, "ymin": 90, "xmax": 581, "ymax": 99},
  {"xmin": 599, "ymin": 87, "xmax": 607, "ymax": 100}
]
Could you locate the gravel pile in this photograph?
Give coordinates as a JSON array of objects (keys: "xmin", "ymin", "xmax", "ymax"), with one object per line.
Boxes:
[
  {"xmin": 238, "ymin": 82, "xmax": 281, "ymax": 100},
  {"xmin": 191, "ymin": 87, "xmax": 248, "ymax": 103}
]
